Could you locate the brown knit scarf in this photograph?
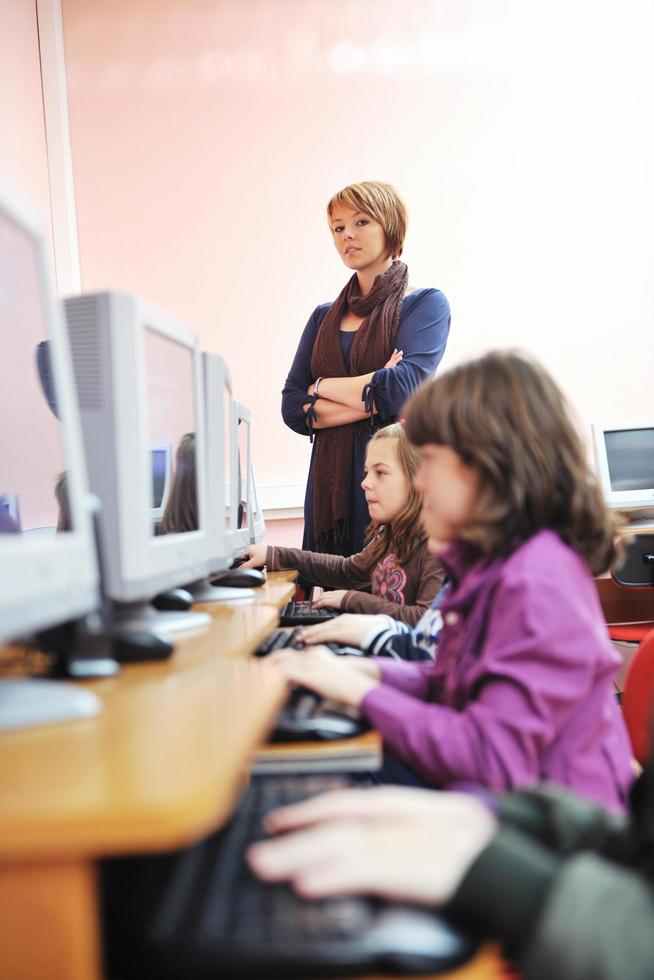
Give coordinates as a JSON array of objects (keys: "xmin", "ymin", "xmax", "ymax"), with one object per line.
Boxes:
[{"xmin": 310, "ymin": 259, "xmax": 408, "ymax": 554}]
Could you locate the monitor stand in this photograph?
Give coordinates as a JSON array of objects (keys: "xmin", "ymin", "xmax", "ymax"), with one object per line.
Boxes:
[
  {"xmin": 111, "ymin": 601, "xmax": 211, "ymax": 638},
  {"xmin": 187, "ymin": 578, "xmax": 256, "ymax": 603},
  {"xmin": 0, "ymin": 678, "xmax": 102, "ymax": 732}
]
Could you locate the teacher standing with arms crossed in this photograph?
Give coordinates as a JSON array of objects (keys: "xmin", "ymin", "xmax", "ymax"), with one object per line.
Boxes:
[{"xmin": 282, "ymin": 181, "xmax": 451, "ymax": 556}]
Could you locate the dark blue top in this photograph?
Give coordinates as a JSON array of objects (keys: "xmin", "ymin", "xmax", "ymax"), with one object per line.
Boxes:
[{"xmin": 281, "ymin": 287, "xmax": 451, "ymax": 555}]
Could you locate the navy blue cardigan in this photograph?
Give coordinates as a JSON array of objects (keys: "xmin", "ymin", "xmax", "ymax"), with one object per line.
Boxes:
[{"xmin": 281, "ymin": 288, "xmax": 450, "ymax": 555}]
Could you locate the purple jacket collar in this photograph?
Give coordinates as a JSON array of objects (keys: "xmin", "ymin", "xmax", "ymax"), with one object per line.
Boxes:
[{"xmin": 438, "ymin": 540, "xmax": 504, "ymax": 608}]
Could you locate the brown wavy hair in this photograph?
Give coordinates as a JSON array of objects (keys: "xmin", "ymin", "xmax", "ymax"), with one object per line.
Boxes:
[
  {"xmin": 158, "ymin": 433, "xmax": 198, "ymax": 535},
  {"xmin": 326, "ymin": 181, "xmax": 407, "ymax": 258},
  {"xmin": 403, "ymin": 351, "xmax": 621, "ymax": 574},
  {"xmin": 363, "ymin": 423, "xmax": 427, "ymax": 566}
]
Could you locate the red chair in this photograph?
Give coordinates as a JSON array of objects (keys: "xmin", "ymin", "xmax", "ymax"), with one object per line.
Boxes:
[{"xmin": 621, "ymin": 627, "xmax": 654, "ymax": 766}]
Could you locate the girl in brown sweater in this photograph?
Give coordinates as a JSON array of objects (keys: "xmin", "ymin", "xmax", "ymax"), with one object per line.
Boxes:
[{"xmin": 243, "ymin": 423, "xmax": 444, "ymax": 625}]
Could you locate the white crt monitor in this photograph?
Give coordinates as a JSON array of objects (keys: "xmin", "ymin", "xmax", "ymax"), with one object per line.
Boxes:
[
  {"xmin": 201, "ymin": 352, "xmax": 232, "ymax": 576},
  {"xmin": 0, "ymin": 173, "xmax": 104, "ymax": 731},
  {"xmin": 0, "ymin": 174, "xmax": 99, "ymax": 644},
  {"xmin": 249, "ymin": 455, "xmax": 266, "ymax": 544},
  {"xmin": 63, "ymin": 292, "xmax": 210, "ymax": 602},
  {"xmin": 230, "ymin": 401, "xmax": 252, "ymax": 557},
  {"xmin": 592, "ymin": 421, "xmax": 654, "ymax": 521}
]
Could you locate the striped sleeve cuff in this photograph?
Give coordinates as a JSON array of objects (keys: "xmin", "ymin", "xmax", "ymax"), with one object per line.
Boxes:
[{"xmin": 362, "ymin": 617, "xmax": 410, "ymax": 655}]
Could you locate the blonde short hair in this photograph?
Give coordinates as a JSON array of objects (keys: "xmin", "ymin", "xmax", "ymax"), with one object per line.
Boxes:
[{"xmin": 327, "ymin": 181, "xmax": 407, "ymax": 258}]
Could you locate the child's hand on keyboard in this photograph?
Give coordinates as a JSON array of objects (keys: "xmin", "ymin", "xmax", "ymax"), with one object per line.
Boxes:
[
  {"xmin": 267, "ymin": 646, "xmax": 381, "ymax": 707},
  {"xmin": 296, "ymin": 613, "xmax": 381, "ymax": 648},
  {"xmin": 247, "ymin": 786, "xmax": 496, "ymax": 906},
  {"xmin": 241, "ymin": 544, "xmax": 267, "ymax": 568},
  {"xmin": 312, "ymin": 589, "xmax": 348, "ymax": 610}
]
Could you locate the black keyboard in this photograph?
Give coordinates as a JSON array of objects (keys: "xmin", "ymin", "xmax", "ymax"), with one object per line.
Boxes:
[
  {"xmin": 254, "ymin": 630, "xmax": 370, "ymax": 741},
  {"xmin": 102, "ymin": 773, "xmax": 478, "ymax": 978},
  {"xmin": 280, "ymin": 600, "xmax": 339, "ymax": 626},
  {"xmin": 255, "ymin": 627, "xmax": 366, "ymax": 659}
]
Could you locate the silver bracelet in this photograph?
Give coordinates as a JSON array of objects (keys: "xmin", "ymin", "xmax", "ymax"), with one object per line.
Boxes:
[{"xmin": 313, "ymin": 376, "xmax": 324, "ymax": 398}]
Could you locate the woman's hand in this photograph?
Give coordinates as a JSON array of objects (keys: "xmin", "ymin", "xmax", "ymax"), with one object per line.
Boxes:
[
  {"xmin": 241, "ymin": 543, "xmax": 267, "ymax": 568},
  {"xmin": 312, "ymin": 589, "xmax": 348, "ymax": 610},
  {"xmin": 384, "ymin": 348, "xmax": 404, "ymax": 369},
  {"xmin": 296, "ymin": 613, "xmax": 385, "ymax": 649},
  {"xmin": 247, "ymin": 786, "xmax": 497, "ymax": 905},
  {"xmin": 267, "ymin": 645, "xmax": 380, "ymax": 707}
]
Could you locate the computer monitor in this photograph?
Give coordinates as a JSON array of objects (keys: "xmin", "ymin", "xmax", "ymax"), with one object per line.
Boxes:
[
  {"xmin": 182, "ymin": 354, "xmax": 256, "ymax": 602},
  {"xmin": 150, "ymin": 443, "xmax": 172, "ymax": 527},
  {"xmin": 248, "ymin": 455, "xmax": 265, "ymax": 544},
  {"xmin": 592, "ymin": 421, "xmax": 654, "ymax": 524},
  {"xmin": 0, "ymin": 172, "xmax": 104, "ymax": 729},
  {"xmin": 200, "ymin": 353, "xmax": 232, "ymax": 576},
  {"xmin": 63, "ymin": 291, "xmax": 211, "ymax": 635},
  {"xmin": 231, "ymin": 402, "xmax": 252, "ymax": 557}
]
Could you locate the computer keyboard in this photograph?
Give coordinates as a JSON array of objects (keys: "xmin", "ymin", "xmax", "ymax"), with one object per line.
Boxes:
[
  {"xmin": 280, "ymin": 600, "xmax": 339, "ymax": 626},
  {"xmin": 102, "ymin": 772, "xmax": 478, "ymax": 978},
  {"xmin": 255, "ymin": 627, "xmax": 366, "ymax": 658},
  {"xmin": 254, "ymin": 630, "xmax": 369, "ymax": 741},
  {"xmin": 272, "ymin": 686, "xmax": 369, "ymax": 741}
]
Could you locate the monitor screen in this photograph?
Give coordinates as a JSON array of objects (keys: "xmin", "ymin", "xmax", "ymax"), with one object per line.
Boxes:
[
  {"xmin": 0, "ymin": 221, "xmax": 69, "ymax": 540},
  {"xmin": 145, "ymin": 329, "xmax": 198, "ymax": 535},
  {"xmin": 605, "ymin": 428, "xmax": 654, "ymax": 493},
  {"xmin": 151, "ymin": 447, "xmax": 169, "ymax": 508}
]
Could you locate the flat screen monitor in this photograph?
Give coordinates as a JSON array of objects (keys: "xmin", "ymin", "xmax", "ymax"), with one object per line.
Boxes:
[
  {"xmin": 592, "ymin": 421, "xmax": 654, "ymax": 521},
  {"xmin": 63, "ymin": 291, "xmax": 211, "ymax": 607},
  {"xmin": 0, "ymin": 172, "xmax": 103, "ymax": 730}
]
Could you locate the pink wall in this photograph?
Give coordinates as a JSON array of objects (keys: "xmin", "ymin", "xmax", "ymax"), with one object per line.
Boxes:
[
  {"xmin": 263, "ymin": 518, "xmax": 303, "ymax": 550},
  {"xmin": 0, "ymin": 0, "xmax": 54, "ymax": 266},
  {"xmin": 60, "ymin": 0, "xmax": 654, "ymax": 550}
]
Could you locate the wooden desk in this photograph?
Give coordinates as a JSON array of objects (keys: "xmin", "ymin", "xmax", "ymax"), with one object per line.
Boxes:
[
  {"xmin": 0, "ymin": 590, "xmax": 501, "ymax": 980},
  {"xmin": 0, "ymin": 604, "xmax": 286, "ymax": 980},
  {"xmin": 198, "ymin": 569, "xmax": 296, "ymax": 614},
  {"xmin": 256, "ymin": 568, "xmax": 297, "ymax": 609}
]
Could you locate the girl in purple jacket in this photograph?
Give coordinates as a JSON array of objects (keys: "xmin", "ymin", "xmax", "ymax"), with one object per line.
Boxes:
[{"xmin": 268, "ymin": 351, "xmax": 633, "ymax": 810}]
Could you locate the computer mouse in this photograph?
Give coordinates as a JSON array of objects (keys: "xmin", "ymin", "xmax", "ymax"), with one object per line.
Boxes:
[
  {"xmin": 112, "ymin": 631, "xmax": 174, "ymax": 662},
  {"xmin": 151, "ymin": 588, "xmax": 193, "ymax": 611},
  {"xmin": 212, "ymin": 568, "xmax": 266, "ymax": 588},
  {"xmin": 230, "ymin": 555, "xmax": 249, "ymax": 569}
]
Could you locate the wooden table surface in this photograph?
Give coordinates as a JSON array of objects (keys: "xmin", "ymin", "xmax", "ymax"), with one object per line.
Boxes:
[{"xmin": 0, "ymin": 571, "xmax": 502, "ymax": 980}]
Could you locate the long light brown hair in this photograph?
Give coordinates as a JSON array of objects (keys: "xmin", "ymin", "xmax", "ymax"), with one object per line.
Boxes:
[
  {"xmin": 363, "ymin": 423, "xmax": 427, "ymax": 566},
  {"xmin": 403, "ymin": 351, "xmax": 620, "ymax": 574},
  {"xmin": 158, "ymin": 433, "xmax": 198, "ymax": 535}
]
